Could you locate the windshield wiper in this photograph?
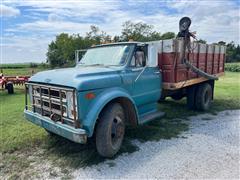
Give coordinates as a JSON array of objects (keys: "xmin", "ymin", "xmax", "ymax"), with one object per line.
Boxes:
[
  {"xmin": 78, "ymin": 63, "xmax": 114, "ymax": 67},
  {"xmin": 88, "ymin": 64, "xmax": 105, "ymax": 66}
]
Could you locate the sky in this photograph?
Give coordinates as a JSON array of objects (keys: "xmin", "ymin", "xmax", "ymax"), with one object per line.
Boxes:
[{"xmin": 1, "ymin": 0, "xmax": 240, "ymax": 64}]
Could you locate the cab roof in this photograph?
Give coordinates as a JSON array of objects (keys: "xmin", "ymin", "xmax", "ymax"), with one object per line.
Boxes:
[{"xmin": 92, "ymin": 41, "xmax": 145, "ymax": 48}]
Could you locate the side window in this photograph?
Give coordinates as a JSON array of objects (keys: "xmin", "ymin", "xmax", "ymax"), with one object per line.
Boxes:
[
  {"xmin": 130, "ymin": 47, "xmax": 146, "ymax": 67},
  {"xmin": 130, "ymin": 55, "xmax": 136, "ymax": 66}
]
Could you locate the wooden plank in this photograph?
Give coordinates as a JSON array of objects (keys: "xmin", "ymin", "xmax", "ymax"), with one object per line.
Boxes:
[{"xmin": 163, "ymin": 72, "xmax": 224, "ymax": 90}]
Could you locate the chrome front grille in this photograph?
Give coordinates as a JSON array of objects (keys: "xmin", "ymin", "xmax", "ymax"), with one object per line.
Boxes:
[{"xmin": 25, "ymin": 83, "xmax": 79, "ymax": 128}]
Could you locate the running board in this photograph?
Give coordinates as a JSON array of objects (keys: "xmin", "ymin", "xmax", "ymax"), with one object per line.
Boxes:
[{"xmin": 139, "ymin": 111, "xmax": 165, "ymax": 124}]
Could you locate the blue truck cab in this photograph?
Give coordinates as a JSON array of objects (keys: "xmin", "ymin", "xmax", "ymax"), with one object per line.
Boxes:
[{"xmin": 24, "ymin": 41, "xmax": 165, "ymax": 157}]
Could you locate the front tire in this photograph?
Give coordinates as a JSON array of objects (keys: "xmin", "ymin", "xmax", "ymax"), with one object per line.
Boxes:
[{"xmin": 96, "ymin": 103, "xmax": 125, "ymax": 158}]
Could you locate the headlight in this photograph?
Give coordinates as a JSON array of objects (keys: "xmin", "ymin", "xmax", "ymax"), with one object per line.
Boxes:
[
  {"xmin": 66, "ymin": 91, "xmax": 78, "ymax": 119},
  {"xmin": 28, "ymin": 85, "xmax": 33, "ymax": 105}
]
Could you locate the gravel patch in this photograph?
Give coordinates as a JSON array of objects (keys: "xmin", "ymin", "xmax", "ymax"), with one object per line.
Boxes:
[{"xmin": 73, "ymin": 110, "xmax": 240, "ymax": 179}]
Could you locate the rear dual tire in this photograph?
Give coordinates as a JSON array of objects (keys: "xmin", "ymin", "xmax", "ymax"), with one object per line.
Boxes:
[
  {"xmin": 195, "ymin": 83, "xmax": 212, "ymax": 111},
  {"xmin": 187, "ymin": 83, "xmax": 212, "ymax": 111}
]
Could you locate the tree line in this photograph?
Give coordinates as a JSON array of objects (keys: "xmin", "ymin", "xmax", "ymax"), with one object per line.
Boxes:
[{"xmin": 46, "ymin": 21, "xmax": 239, "ymax": 67}]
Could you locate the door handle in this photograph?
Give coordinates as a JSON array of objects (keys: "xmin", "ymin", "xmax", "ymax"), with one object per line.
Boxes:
[{"xmin": 154, "ymin": 71, "xmax": 160, "ymax": 74}]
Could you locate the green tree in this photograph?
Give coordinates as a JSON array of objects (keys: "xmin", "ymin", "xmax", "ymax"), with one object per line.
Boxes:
[
  {"xmin": 113, "ymin": 35, "xmax": 121, "ymax": 42},
  {"xmin": 47, "ymin": 21, "xmax": 240, "ymax": 67},
  {"xmin": 46, "ymin": 33, "xmax": 76, "ymax": 67},
  {"xmin": 46, "ymin": 27, "xmax": 113, "ymax": 67},
  {"xmin": 86, "ymin": 25, "xmax": 111, "ymax": 43},
  {"xmin": 160, "ymin": 32, "xmax": 175, "ymax": 40},
  {"xmin": 86, "ymin": 25, "xmax": 101, "ymax": 43},
  {"xmin": 235, "ymin": 45, "xmax": 240, "ymax": 60},
  {"xmin": 226, "ymin": 42, "xmax": 240, "ymax": 62},
  {"xmin": 120, "ymin": 21, "xmax": 175, "ymax": 42},
  {"xmin": 47, "ymin": 41, "xmax": 63, "ymax": 68},
  {"xmin": 121, "ymin": 21, "xmax": 154, "ymax": 41},
  {"xmin": 148, "ymin": 31, "xmax": 162, "ymax": 41},
  {"xmin": 196, "ymin": 39, "xmax": 207, "ymax": 44},
  {"xmin": 218, "ymin": 41, "xmax": 226, "ymax": 45}
]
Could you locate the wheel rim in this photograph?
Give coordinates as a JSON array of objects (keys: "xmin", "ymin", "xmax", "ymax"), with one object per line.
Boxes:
[{"xmin": 111, "ymin": 116, "xmax": 124, "ymax": 148}]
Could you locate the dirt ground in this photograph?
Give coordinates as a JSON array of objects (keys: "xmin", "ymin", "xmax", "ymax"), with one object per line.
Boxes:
[
  {"xmin": 72, "ymin": 110, "xmax": 240, "ymax": 179},
  {"xmin": 1, "ymin": 110, "xmax": 239, "ymax": 179}
]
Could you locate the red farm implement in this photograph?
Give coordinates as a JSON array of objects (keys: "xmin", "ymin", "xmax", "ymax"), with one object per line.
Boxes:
[{"xmin": 0, "ymin": 73, "xmax": 30, "ymax": 94}]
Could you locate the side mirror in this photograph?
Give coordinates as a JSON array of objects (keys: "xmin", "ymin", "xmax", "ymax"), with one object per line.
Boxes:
[{"xmin": 147, "ymin": 45, "xmax": 158, "ymax": 67}]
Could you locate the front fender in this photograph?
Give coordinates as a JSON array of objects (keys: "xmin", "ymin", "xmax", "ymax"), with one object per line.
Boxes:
[{"xmin": 82, "ymin": 87, "xmax": 138, "ymax": 137}]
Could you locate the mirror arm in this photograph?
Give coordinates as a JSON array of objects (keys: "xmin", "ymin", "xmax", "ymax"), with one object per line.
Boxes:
[
  {"xmin": 135, "ymin": 65, "xmax": 147, "ymax": 82},
  {"xmin": 135, "ymin": 55, "xmax": 149, "ymax": 82}
]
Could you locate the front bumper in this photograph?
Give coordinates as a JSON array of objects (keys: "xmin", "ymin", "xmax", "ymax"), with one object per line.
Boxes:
[{"xmin": 24, "ymin": 110, "xmax": 87, "ymax": 144}]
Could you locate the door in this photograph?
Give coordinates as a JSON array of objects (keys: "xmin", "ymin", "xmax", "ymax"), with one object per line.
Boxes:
[{"xmin": 126, "ymin": 44, "xmax": 161, "ymax": 115}]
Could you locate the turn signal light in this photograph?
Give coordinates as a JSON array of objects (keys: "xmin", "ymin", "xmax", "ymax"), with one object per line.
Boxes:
[{"xmin": 85, "ymin": 92, "xmax": 95, "ymax": 100}]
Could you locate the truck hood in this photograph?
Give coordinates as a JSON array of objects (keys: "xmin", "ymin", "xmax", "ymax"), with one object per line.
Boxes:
[{"xmin": 29, "ymin": 66, "xmax": 123, "ymax": 90}]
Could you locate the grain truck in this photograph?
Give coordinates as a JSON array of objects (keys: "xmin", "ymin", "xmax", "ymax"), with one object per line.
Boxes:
[{"xmin": 24, "ymin": 17, "xmax": 225, "ymax": 157}]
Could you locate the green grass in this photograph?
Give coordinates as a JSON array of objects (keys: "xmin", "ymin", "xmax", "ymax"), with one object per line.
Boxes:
[
  {"xmin": 1, "ymin": 67, "xmax": 47, "ymax": 76},
  {"xmin": 0, "ymin": 71, "xmax": 239, "ymax": 178},
  {"xmin": 0, "ymin": 63, "xmax": 34, "ymax": 68},
  {"xmin": 0, "ymin": 89, "xmax": 46, "ymax": 153},
  {"xmin": 225, "ymin": 62, "xmax": 240, "ymax": 72},
  {"xmin": 1, "ymin": 62, "xmax": 49, "ymax": 76}
]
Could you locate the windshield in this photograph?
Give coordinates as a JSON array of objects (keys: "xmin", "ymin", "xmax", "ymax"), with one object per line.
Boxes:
[{"xmin": 78, "ymin": 45, "xmax": 134, "ymax": 66}]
